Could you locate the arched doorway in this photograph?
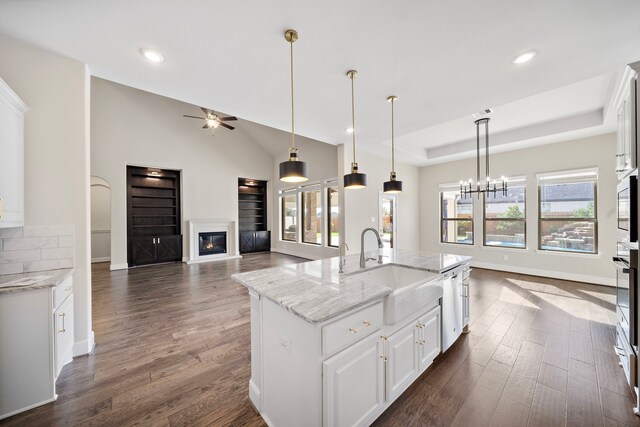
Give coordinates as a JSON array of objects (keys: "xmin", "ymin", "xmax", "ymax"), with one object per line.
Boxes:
[{"xmin": 90, "ymin": 176, "xmax": 111, "ymax": 262}]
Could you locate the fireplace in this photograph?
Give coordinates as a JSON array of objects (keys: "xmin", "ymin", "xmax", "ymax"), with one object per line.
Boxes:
[
  {"xmin": 199, "ymin": 231, "xmax": 227, "ymax": 256},
  {"xmin": 188, "ymin": 220, "xmax": 240, "ymax": 264}
]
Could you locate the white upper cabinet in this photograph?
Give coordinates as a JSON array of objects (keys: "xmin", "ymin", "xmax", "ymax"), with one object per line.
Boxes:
[
  {"xmin": 615, "ymin": 63, "xmax": 639, "ymax": 179},
  {"xmin": 0, "ymin": 77, "xmax": 28, "ymax": 228}
]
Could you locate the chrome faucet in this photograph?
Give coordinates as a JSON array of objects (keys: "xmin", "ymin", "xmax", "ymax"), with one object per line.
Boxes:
[
  {"xmin": 360, "ymin": 228, "xmax": 383, "ymax": 268},
  {"xmin": 338, "ymin": 242, "xmax": 349, "ymax": 273}
]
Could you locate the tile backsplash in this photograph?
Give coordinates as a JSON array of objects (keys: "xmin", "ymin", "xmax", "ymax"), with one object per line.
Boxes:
[{"xmin": 0, "ymin": 225, "xmax": 75, "ymax": 275}]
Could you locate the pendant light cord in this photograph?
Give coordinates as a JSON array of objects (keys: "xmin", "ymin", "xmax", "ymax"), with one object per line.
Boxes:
[
  {"xmin": 350, "ymin": 73, "xmax": 356, "ymax": 163},
  {"xmin": 476, "ymin": 120, "xmax": 480, "ymax": 185},
  {"xmin": 290, "ymin": 37, "xmax": 295, "ymax": 149},
  {"xmin": 391, "ymin": 98, "xmax": 395, "ymax": 173},
  {"xmin": 485, "ymin": 119, "xmax": 489, "ymax": 181}
]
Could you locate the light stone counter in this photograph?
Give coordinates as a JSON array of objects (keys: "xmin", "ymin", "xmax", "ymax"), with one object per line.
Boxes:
[
  {"xmin": 232, "ymin": 249, "xmax": 471, "ymax": 323},
  {"xmin": 0, "ymin": 268, "xmax": 74, "ymax": 294}
]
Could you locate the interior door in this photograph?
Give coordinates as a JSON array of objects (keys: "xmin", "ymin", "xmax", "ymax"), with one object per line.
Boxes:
[{"xmin": 379, "ymin": 194, "xmax": 397, "ymax": 249}]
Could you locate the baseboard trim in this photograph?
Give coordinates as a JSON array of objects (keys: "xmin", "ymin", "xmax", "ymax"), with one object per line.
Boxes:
[
  {"xmin": 109, "ymin": 263, "xmax": 128, "ymax": 271},
  {"xmin": 91, "ymin": 257, "xmax": 110, "ymax": 263},
  {"xmin": 0, "ymin": 396, "xmax": 57, "ymax": 421},
  {"xmin": 73, "ymin": 330, "xmax": 95, "ymax": 356},
  {"xmin": 470, "ymin": 261, "xmax": 615, "ymax": 287}
]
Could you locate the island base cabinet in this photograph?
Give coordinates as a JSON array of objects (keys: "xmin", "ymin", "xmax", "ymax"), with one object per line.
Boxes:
[
  {"xmin": 323, "ymin": 333, "xmax": 385, "ymax": 427},
  {"xmin": 385, "ymin": 322, "xmax": 420, "ymax": 402},
  {"xmin": 418, "ymin": 306, "xmax": 441, "ymax": 369}
]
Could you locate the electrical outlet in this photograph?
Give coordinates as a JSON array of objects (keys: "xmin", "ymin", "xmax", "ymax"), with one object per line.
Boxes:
[
  {"xmin": 503, "ymin": 255, "xmax": 509, "ymax": 261},
  {"xmin": 280, "ymin": 333, "xmax": 291, "ymax": 353}
]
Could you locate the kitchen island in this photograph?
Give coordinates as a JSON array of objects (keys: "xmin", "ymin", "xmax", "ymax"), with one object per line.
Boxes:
[{"xmin": 232, "ymin": 249, "xmax": 471, "ymax": 427}]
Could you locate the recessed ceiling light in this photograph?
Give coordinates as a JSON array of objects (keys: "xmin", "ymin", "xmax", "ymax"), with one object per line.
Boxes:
[
  {"xmin": 512, "ymin": 50, "xmax": 537, "ymax": 65},
  {"xmin": 140, "ymin": 48, "xmax": 164, "ymax": 64},
  {"xmin": 345, "ymin": 127, "xmax": 354, "ymax": 133}
]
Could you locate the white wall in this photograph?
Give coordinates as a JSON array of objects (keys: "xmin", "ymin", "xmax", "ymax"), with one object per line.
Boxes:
[
  {"xmin": 0, "ymin": 35, "xmax": 93, "ymax": 354},
  {"xmin": 90, "ymin": 176, "xmax": 111, "ymax": 262},
  {"xmin": 339, "ymin": 145, "xmax": 421, "ymax": 253},
  {"xmin": 271, "ymin": 141, "xmax": 339, "ymax": 260},
  {"xmin": 419, "ymin": 133, "xmax": 617, "ymax": 286},
  {"xmin": 91, "ymin": 77, "xmax": 275, "ymax": 268}
]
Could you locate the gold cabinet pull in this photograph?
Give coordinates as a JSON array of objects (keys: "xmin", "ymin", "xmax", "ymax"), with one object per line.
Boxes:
[
  {"xmin": 349, "ymin": 320, "xmax": 372, "ymax": 334},
  {"xmin": 416, "ymin": 339, "xmax": 425, "ymax": 346},
  {"xmin": 380, "ymin": 354, "xmax": 388, "ymax": 362},
  {"xmin": 58, "ymin": 312, "xmax": 66, "ymax": 333},
  {"xmin": 416, "ymin": 322, "xmax": 425, "ymax": 329}
]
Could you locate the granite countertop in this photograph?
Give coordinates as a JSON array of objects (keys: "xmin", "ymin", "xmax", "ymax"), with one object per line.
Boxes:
[
  {"xmin": 232, "ymin": 249, "xmax": 471, "ymax": 324},
  {"xmin": 0, "ymin": 268, "xmax": 74, "ymax": 295}
]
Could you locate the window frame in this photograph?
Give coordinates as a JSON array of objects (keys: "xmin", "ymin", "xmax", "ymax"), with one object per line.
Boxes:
[
  {"xmin": 327, "ymin": 183, "xmax": 340, "ymax": 248},
  {"xmin": 301, "ymin": 185, "xmax": 322, "ymax": 246},
  {"xmin": 537, "ymin": 170, "xmax": 598, "ymax": 254},
  {"xmin": 483, "ymin": 179, "xmax": 527, "ymax": 250},
  {"xmin": 439, "ymin": 188, "xmax": 474, "ymax": 245},
  {"xmin": 280, "ymin": 191, "xmax": 298, "ymax": 242}
]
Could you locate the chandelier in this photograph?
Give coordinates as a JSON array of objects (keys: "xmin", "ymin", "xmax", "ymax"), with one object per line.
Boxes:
[{"xmin": 460, "ymin": 117, "xmax": 507, "ymax": 199}]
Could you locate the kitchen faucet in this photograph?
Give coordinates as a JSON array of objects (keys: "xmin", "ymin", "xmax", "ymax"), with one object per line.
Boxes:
[
  {"xmin": 338, "ymin": 242, "xmax": 349, "ymax": 273},
  {"xmin": 360, "ymin": 228, "xmax": 383, "ymax": 268}
]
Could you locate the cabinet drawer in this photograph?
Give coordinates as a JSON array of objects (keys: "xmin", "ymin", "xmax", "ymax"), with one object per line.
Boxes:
[
  {"xmin": 462, "ymin": 267, "xmax": 471, "ymax": 280},
  {"xmin": 616, "ymin": 322, "xmax": 637, "ymax": 388},
  {"xmin": 322, "ymin": 303, "xmax": 383, "ymax": 357},
  {"xmin": 53, "ymin": 276, "xmax": 73, "ymax": 310}
]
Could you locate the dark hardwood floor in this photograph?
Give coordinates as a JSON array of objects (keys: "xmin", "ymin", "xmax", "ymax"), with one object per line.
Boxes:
[{"xmin": 1, "ymin": 254, "xmax": 638, "ymax": 426}]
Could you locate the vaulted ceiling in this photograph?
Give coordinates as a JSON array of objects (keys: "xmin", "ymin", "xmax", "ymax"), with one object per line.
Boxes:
[{"xmin": 1, "ymin": 0, "xmax": 638, "ymax": 165}]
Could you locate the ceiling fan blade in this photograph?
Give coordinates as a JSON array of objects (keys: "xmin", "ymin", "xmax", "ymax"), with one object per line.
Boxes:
[
  {"xmin": 201, "ymin": 107, "xmax": 211, "ymax": 116},
  {"xmin": 183, "ymin": 115, "xmax": 205, "ymax": 120},
  {"xmin": 219, "ymin": 122, "xmax": 235, "ymax": 130},
  {"xmin": 203, "ymin": 124, "xmax": 210, "ymax": 129},
  {"xmin": 218, "ymin": 116, "xmax": 238, "ymax": 121}
]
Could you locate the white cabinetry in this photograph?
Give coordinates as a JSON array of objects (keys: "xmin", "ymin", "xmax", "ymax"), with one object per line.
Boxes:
[
  {"xmin": 0, "ymin": 78, "xmax": 27, "ymax": 228},
  {"xmin": 0, "ymin": 276, "xmax": 74, "ymax": 420},
  {"xmin": 252, "ymin": 292, "xmax": 442, "ymax": 427},
  {"xmin": 323, "ymin": 333, "xmax": 385, "ymax": 427},
  {"xmin": 615, "ymin": 62, "xmax": 639, "ymax": 179}
]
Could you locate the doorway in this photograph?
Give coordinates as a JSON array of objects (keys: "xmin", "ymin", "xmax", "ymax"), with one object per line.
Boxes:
[
  {"xmin": 379, "ymin": 193, "xmax": 397, "ymax": 249},
  {"xmin": 90, "ymin": 176, "xmax": 111, "ymax": 262}
]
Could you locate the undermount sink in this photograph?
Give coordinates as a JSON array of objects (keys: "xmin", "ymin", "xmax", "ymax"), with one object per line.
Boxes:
[
  {"xmin": 346, "ymin": 265, "xmax": 443, "ymax": 325},
  {"xmin": 0, "ymin": 275, "xmax": 52, "ymax": 289}
]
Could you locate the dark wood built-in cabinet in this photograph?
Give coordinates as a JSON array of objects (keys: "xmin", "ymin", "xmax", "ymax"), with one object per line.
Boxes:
[
  {"xmin": 238, "ymin": 178, "xmax": 270, "ymax": 254},
  {"xmin": 127, "ymin": 166, "xmax": 182, "ymax": 266}
]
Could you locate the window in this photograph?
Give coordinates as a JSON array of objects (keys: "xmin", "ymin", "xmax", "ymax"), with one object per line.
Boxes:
[
  {"xmin": 440, "ymin": 188, "xmax": 473, "ymax": 244},
  {"xmin": 327, "ymin": 184, "xmax": 340, "ymax": 247},
  {"xmin": 538, "ymin": 170, "xmax": 598, "ymax": 254},
  {"xmin": 302, "ymin": 187, "xmax": 322, "ymax": 245},
  {"xmin": 484, "ymin": 181, "xmax": 526, "ymax": 248},
  {"xmin": 281, "ymin": 192, "xmax": 297, "ymax": 242}
]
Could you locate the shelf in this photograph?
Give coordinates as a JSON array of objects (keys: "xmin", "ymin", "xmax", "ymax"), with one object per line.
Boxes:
[
  {"xmin": 131, "ymin": 194, "xmax": 176, "ymax": 199},
  {"xmin": 131, "ymin": 205, "xmax": 177, "ymax": 208},
  {"xmin": 132, "ymin": 214, "xmax": 177, "ymax": 218},
  {"xmin": 239, "ymin": 199, "xmax": 264, "ymax": 203},
  {"xmin": 132, "ymin": 225, "xmax": 177, "ymax": 228}
]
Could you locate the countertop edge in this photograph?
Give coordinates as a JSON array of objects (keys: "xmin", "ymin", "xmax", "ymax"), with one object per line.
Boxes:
[{"xmin": 0, "ymin": 268, "xmax": 75, "ymax": 295}]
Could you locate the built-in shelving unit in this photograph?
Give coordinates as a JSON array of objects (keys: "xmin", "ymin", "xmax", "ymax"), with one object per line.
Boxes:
[
  {"xmin": 238, "ymin": 178, "xmax": 270, "ymax": 253},
  {"xmin": 127, "ymin": 166, "xmax": 182, "ymax": 266}
]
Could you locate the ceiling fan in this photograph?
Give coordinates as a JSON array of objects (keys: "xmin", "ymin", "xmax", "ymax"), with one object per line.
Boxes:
[{"xmin": 183, "ymin": 107, "xmax": 237, "ymax": 133}]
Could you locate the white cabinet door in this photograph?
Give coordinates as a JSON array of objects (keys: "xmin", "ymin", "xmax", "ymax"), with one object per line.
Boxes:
[
  {"xmin": 323, "ymin": 333, "xmax": 384, "ymax": 427},
  {"xmin": 385, "ymin": 321, "xmax": 419, "ymax": 402},
  {"xmin": 0, "ymin": 79, "xmax": 27, "ymax": 228},
  {"xmin": 418, "ymin": 307, "xmax": 441, "ymax": 371},
  {"xmin": 54, "ymin": 294, "xmax": 74, "ymax": 379}
]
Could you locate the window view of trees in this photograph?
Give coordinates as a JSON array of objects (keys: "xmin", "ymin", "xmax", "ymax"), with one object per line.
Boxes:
[
  {"xmin": 302, "ymin": 189, "xmax": 322, "ymax": 245},
  {"xmin": 281, "ymin": 194, "xmax": 297, "ymax": 241},
  {"xmin": 538, "ymin": 174, "xmax": 597, "ymax": 253},
  {"xmin": 441, "ymin": 190, "xmax": 473, "ymax": 244},
  {"xmin": 328, "ymin": 186, "xmax": 340, "ymax": 247},
  {"xmin": 484, "ymin": 184, "xmax": 526, "ymax": 248}
]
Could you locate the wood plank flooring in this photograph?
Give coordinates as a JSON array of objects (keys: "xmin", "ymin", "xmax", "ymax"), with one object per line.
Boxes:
[{"xmin": 1, "ymin": 255, "xmax": 638, "ymax": 427}]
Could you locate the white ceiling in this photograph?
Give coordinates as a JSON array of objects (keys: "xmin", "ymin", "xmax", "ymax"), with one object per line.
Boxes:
[{"xmin": 0, "ymin": 0, "xmax": 639, "ymax": 165}]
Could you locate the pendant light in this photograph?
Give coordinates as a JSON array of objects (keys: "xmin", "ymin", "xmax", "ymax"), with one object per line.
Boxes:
[
  {"xmin": 279, "ymin": 29, "xmax": 308, "ymax": 183},
  {"xmin": 344, "ymin": 70, "xmax": 367, "ymax": 189},
  {"xmin": 383, "ymin": 95, "xmax": 403, "ymax": 193}
]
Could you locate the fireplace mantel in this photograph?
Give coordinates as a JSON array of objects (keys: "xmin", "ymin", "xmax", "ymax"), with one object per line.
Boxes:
[{"xmin": 187, "ymin": 220, "xmax": 241, "ymax": 264}]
